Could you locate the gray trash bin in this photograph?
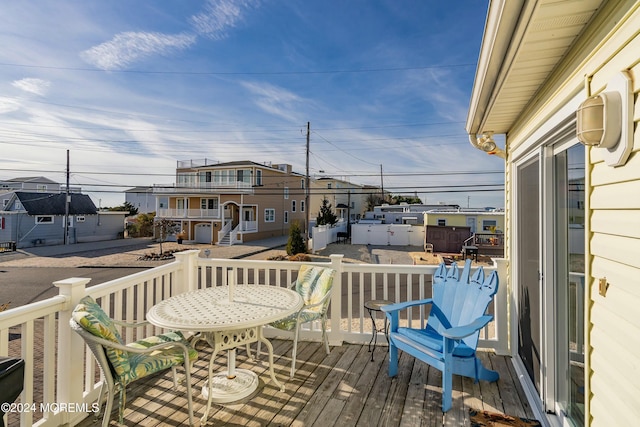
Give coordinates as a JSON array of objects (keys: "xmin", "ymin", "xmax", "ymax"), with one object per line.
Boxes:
[{"xmin": 0, "ymin": 357, "xmax": 25, "ymax": 427}]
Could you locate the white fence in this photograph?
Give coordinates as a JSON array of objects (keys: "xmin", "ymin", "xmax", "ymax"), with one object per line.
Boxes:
[
  {"xmin": 0, "ymin": 251, "xmax": 508, "ymax": 427},
  {"xmin": 310, "ymin": 222, "xmax": 348, "ymax": 252},
  {"xmin": 351, "ymin": 224, "xmax": 424, "ymax": 246}
]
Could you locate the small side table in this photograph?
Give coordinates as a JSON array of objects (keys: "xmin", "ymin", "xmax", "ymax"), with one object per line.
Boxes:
[{"xmin": 364, "ymin": 299, "xmax": 393, "ymax": 361}]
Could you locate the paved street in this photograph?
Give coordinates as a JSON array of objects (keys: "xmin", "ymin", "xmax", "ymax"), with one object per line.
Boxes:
[{"xmin": 0, "ymin": 236, "xmax": 424, "ymax": 310}]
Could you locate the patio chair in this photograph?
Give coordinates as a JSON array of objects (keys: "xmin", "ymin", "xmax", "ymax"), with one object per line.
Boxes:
[
  {"xmin": 259, "ymin": 265, "xmax": 335, "ymax": 378},
  {"xmin": 70, "ymin": 295, "xmax": 198, "ymax": 427},
  {"xmin": 381, "ymin": 259, "xmax": 499, "ymax": 412}
]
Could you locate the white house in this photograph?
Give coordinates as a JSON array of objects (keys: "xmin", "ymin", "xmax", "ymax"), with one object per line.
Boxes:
[{"xmin": 466, "ymin": 1, "xmax": 639, "ymax": 426}]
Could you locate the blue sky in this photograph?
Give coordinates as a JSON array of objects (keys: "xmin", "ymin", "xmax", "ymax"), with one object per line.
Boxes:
[{"xmin": 0, "ymin": 0, "xmax": 504, "ymax": 209}]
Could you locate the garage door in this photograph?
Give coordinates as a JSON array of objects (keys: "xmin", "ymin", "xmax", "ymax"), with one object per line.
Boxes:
[{"xmin": 195, "ymin": 224, "xmax": 212, "ymax": 244}]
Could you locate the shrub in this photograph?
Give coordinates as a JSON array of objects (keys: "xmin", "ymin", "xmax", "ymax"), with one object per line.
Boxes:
[{"xmin": 286, "ymin": 221, "xmax": 307, "ymax": 255}]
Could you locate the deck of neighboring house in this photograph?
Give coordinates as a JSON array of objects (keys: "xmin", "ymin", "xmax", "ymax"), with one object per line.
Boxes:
[{"xmin": 76, "ymin": 339, "xmax": 534, "ymax": 427}]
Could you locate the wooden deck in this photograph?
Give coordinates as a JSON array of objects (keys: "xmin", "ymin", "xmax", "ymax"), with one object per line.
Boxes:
[{"xmin": 76, "ymin": 340, "xmax": 535, "ymax": 426}]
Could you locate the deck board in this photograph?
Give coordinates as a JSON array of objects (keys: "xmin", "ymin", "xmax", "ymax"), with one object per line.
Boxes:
[{"xmin": 75, "ymin": 341, "xmax": 534, "ymax": 427}]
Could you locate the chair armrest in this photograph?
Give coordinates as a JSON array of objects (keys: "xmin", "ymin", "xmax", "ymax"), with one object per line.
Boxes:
[
  {"xmin": 440, "ymin": 315, "xmax": 493, "ymax": 340},
  {"xmin": 301, "ymin": 290, "xmax": 332, "ymax": 313},
  {"xmin": 112, "ymin": 319, "xmax": 150, "ymax": 328},
  {"xmin": 380, "ymin": 298, "xmax": 433, "ymax": 314},
  {"xmin": 381, "ymin": 299, "xmax": 434, "ymax": 333}
]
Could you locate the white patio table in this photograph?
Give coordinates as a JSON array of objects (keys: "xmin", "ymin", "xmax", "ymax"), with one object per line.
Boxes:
[{"xmin": 146, "ymin": 284, "xmax": 303, "ymax": 425}]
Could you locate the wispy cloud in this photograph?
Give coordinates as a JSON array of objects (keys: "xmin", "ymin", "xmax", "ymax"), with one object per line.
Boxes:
[
  {"xmin": 240, "ymin": 81, "xmax": 307, "ymax": 122},
  {"xmin": 190, "ymin": 0, "xmax": 256, "ymax": 40},
  {"xmin": 12, "ymin": 78, "xmax": 51, "ymax": 96},
  {"xmin": 80, "ymin": 32, "xmax": 196, "ymax": 70}
]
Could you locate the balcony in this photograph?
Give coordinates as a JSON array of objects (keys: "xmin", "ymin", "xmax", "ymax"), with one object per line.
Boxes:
[
  {"xmin": 153, "ymin": 181, "xmax": 253, "ymax": 195},
  {"xmin": 157, "ymin": 208, "xmax": 220, "ymax": 219},
  {"xmin": 0, "ymin": 253, "xmax": 519, "ymax": 426}
]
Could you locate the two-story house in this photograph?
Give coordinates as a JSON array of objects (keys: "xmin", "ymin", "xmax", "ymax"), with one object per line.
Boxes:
[
  {"xmin": 309, "ymin": 177, "xmax": 370, "ymax": 225},
  {"xmin": 153, "ymin": 160, "xmax": 307, "ymax": 245}
]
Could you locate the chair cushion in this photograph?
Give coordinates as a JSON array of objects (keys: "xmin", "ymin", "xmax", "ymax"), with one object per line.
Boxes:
[
  {"xmin": 397, "ymin": 327, "xmax": 475, "ymax": 358},
  {"xmin": 295, "ymin": 265, "xmax": 334, "ymax": 314},
  {"xmin": 72, "ymin": 296, "xmax": 131, "ymax": 377},
  {"xmin": 126, "ymin": 331, "xmax": 198, "ymax": 381},
  {"xmin": 270, "ymin": 310, "xmax": 323, "ymax": 331}
]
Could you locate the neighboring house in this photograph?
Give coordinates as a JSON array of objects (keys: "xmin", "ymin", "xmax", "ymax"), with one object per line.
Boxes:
[
  {"xmin": 124, "ymin": 186, "xmax": 164, "ymax": 214},
  {"xmin": 423, "ymin": 208, "xmax": 504, "ymax": 233},
  {"xmin": 309, "ymin": 177, "xmax": 370, "ymax": 224},
  {"xmin": 363, "ymin": 203, "xmax": 460, "ymax": 225},
  {"xmin": 1, "ymin": 176, "xmax": 60, "ymax": 209},
  {"xmin": 466, "ymin": 1, "xmax": 638, "ymax": 426},
  {"xmin": 0, "ymin": 192, "xmax": 126, "ymax": 248},
  {"xmin": 423, "ymin": 208, "xmax": 505, "ymax": 255},
  {"xmin": 153, "ymin": 159, "xmax": 307, "ymax": 245}
]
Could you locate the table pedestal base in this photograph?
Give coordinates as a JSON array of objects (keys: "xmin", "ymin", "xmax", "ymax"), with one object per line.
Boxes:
[{"xmin": 201, "ymin": 369, "xmax": 259, "ymax": 403}]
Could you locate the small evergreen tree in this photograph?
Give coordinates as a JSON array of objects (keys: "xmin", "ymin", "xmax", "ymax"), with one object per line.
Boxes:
[
  {"xmin": 286, "ymin": 221, "xmax": 307, "ymax": 255},
  {"xmin": 316, "ymin": 197, "xmax": 338, "ymax": 226}
]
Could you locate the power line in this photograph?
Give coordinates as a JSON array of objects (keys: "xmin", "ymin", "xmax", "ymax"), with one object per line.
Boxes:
[{"xmin": 0, "ymin": 61, "xmax": 476, "ymax": 76}]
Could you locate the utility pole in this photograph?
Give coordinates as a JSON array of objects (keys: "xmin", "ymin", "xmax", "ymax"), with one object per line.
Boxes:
[
  {"xmin": 305, "ymin": 122, "xmax": 311, "ymax": 246},
  {"xmin": 380, "ymin": 164, "xmax": 384, "ymax": 202},
  {"xmin": 64, "ymin": 150, "xmax": 70, "ymax": 245}
]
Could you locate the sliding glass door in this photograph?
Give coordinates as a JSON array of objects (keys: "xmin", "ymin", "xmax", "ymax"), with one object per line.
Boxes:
[
  {"xmin": 554, "ymin": 143, "xmax": 585, "ymax": 426},
  {"xmin": 514, "ymin": 137, "xmax": 585, "ymax": 427}
]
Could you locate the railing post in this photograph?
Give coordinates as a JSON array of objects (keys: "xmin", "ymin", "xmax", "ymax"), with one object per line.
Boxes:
[
  {"xmin": 174, "ymin": 250, "xmax": 200, "ymax": 293},
  {"xmin": 54, "ymin": 277, "xmax": 92, "ymax": 425},
  {"xmin": 329, "ymin": 254, "xmax": 344, "ymax": 346},
  {"xmin": 492, "ymin": 258, "xmax": 510, "ymax": 355}
]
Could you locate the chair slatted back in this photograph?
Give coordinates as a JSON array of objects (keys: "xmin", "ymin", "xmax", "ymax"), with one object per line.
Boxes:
[{"xmin": 428, "ymin": 259, "xmax": 498, "ymax": 349}]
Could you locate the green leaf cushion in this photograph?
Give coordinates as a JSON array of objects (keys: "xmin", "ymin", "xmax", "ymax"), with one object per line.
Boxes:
[
  {"xmin": 294, "ymin": 265, "xmax": 335, "ymax": 313},
  {"xmin": 271, "ymin": 266, "xmax": 335, "ymax": 331},
  {"xmin": 72, "ymin": 295, "xmax": 130, "ymax": 377},
  {"xmin": 126, "ymin": 331, "xmax": 198, "ymax": 381},
  {"xmin": 270, "ymin": 310, "xmax": 323, "ymax": 331}
]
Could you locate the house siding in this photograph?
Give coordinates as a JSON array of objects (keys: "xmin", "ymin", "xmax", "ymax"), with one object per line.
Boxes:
[
  {"xmin": 502, "ymin": 4, "xmax": 640, "ymax": 426},
  {"xmin": 587, "ymin": 25, "xmax": 640, "ymax": 426}
]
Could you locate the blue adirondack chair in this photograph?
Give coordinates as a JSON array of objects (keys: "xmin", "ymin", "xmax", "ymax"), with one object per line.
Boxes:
[{"xmin": 381, "ymin": 259, "xmax": 499, "ymax": 412}]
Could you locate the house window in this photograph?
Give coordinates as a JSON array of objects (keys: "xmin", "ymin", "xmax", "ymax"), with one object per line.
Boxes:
[
  {"xmin": 301, "ymin": 179, "xmax": 305, "ymax": 189},
  {"xmin": 36, "ymin": 215, "xmax": 54, "ymax": 224},
  {"xmin": 327, "ymin": 183, "xmax": 332, "ymax": 189},
  {"xmin": 237, "ymin": 169, "xmax": 251, "ymax": 184},
  {"xmin": 264, "ymin": 208, "xmax": 275, "ymax": 222},
  {"xmin": 76, "ymin": 216, "xmax": 85, "ymax": 222},
  {"xmin": 482, "ymin": 220, "xmax": 497, "ymax": 231},
  {"xmin": 198, "ymin": 171, "xmax": 212, "ymax": 187},
  {"xmin": 437, "ymin": 219, "xmax": 446, "ymax": 226},
  {"xmin": 292, "ymin": 200, "xmax": 296, "ymax": 212},
  {"xmin": 214, "ymin": 170, "xmax": 233, "ymax": 186},
  {"xmin": 255, "ymin": 170, "xmax": 262, "ymax": 186},
  {"xmin": 301, "ymin": 200, "xmax": 305, "ymax": 212},
  {"xmin": 284, "ymin": 187, "xmax": 289, "ymax": 199},
  {"xmin": 201, "ymin": 198, "xmax": 219, "ymax": 210},
  {"xmin": 15, "ymin": 201, "xmax": 23, "ymax": 210},
  {"xmin": 37, "ymin": 184, "xmax": 47, "ymax": 192},
  {"xmin": 284, "ymin": 211, "xmax": 289, "ymax": 224}
]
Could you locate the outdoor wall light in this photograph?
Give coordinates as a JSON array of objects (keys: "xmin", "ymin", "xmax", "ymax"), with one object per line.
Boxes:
[
  {"xmin": 576, "ymin": 71, "xmax": 633, "ymax": 167},
  {"xmin": 469, "ymin": 132, "xmax": 506, "ymax": 159}
]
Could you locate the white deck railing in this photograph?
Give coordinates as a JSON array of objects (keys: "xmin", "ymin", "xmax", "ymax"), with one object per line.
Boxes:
[{"xmin": 0, "ymin": 251, "xmax": 508, "ymax": 427}]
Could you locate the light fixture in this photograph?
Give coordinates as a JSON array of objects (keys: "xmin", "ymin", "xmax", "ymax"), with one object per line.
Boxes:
[
  {"xmin": 576, "ymin": 71, "xmax": 632, "ymax": 167},
  {"xmin": 469, "ymin": 132, "xmax": 506, "ymax": 159}
]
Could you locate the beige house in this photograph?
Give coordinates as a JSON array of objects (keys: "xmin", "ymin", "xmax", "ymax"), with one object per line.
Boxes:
[
  {"xmin": 423, "ymin": 208, "xmax": 504, "ymax": 233},
  {"xmin": 467, "ymin": 1, "xmax": 639, "ymax": 426},
  {"xmin": 153, "ymin": 160, "xmax": 307, "ymax": 244},
  {"xmin": 309, "ymin": 177, "xmax": 369, "ymax": 224}
]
